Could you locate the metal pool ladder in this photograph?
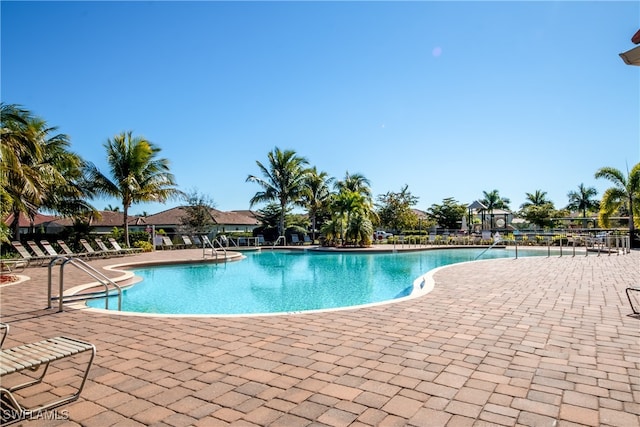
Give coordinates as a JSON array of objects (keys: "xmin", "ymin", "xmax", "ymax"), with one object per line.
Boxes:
[{"xmin": 47, "ymin": 256, "xmax": 122, "ymax": 312}]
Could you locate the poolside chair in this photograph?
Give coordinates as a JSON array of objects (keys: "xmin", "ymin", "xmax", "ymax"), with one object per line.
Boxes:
[
  {"xmin": 257, "ymin": 235, "xmax": 265, "ymax": 246},
  {"xmin": 181, "ymin": 235, "xmax": 194, "ymax": 248},
  {"xmin": 95, "ymin": 238, "xmax": 123, "ymax": 256},
  {"xmin": 303, "ymin": 235, "xmax": 312, "ymax": 245},
  {"xmin": 26, "ymin": 240, "xmax": 55, "ymax": 261},
  {"xmin": 0, "ymin": 322, "xmax": 95, "ymax": 425},
  {"xmin": 201, "ymin": 235, "xmax": 214, "ymax": 248},
  {"xmin": 39, "ymin": 240, "xmax": 62, "ymax": 258},
  {"xmin": 0, "ymin": 259, "xmax": 28, "ymax": 273},
  {"xmin": 191, "ymin": 235, "xmax": 203, "ymax": 247},
  {"xmin": 160, "ymin": 235, "xmax": 174, "ymax": 250},
  {"xmin": 57, "ymin": 240, "xmax": 88, "ymax": 258},
  {"xmin": 79, "ymin": 239, "xmax": 108, "ymax": 258},
  {"xmin": 108, "ymin": 238, "xmax": 143, "ymax": 255},
  {"xmin": 290, "ymin": 234, "xmax": 301, "ymax": 245},
  {"xmin": 11, "ymin": 241, "xmax": 50, "ymax": 266}
]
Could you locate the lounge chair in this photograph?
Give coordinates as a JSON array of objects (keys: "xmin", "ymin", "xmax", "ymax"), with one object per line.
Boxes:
[
  {"xmin": 39, "ymin": 240, "xmax": 63, "ymax": 257},
  {"xmin": 181, "ymin": 235, "xmax": 194, "ymax": 248},
  {"xmin": 0, "ymin": 322, "xmax": 95, "ymax": 425},
  {"xmin": 11, "ymin": 241, "xmax": 50, "ymax": 266},
  {"xmin": 290, "ymin": 234, "xmax": 301, "ymax": 245},
  {"xmin": 0, "ymin": 259, "xmax": 28, "ymax": 273},
  {"xmin": 26, "ymin": 240, "xmax": 55, "ymax": 260},
  {"xmin": 95, "ymin": 238, "xmax": 123, "ymax": 256},
  {"xmin": 257, "ymin": 235, "xmax": 265, "ymax": 246},
  {"xmin": 303, "ymin": 235, "xmax": 312, "ymax": 245},
  {"xmin": 626, "ymin": 286, "xmax": 640, "ymax": 316},
  {"xmin": 191, "ymin": 235, "xmax": 203, "ymax": 247},
  {"xmin": 57, "ymin": 240, "xmax": 88, "ymax": 258},
  {"xmin": 108, "ymin": 238, "xmax": 143, "ymax": 254},
  {"xmin": 160, "ymin": 236, "xmax": 174, "ymax": 250},
  {"xmin": 79, "ymin": 239, "xmax": 108, "ymax": 258},
  {"xmin": 201, "ymin": 235, "xmax": 214, "ymax": 248}
]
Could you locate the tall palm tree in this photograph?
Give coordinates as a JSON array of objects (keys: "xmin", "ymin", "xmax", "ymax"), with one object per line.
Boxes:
[
  {"xmin": 520, "ymin": 190, "xmax": 550, "ymax": 209},
  {"xmin": 566, "ymin": 183, "xmax": 599, "ymax": 227},
  {"xmin": 301, "ymin": 167, "xmax": 334, "ymax": 242},
  {"xmin": 1, "ymin": 104, "xmax": 91, "ymax": 239},
  {"xmin": 86, "ymin": 131, "xmax": 182, "ymax": 246},
  {"xmin": 335, "ymin": 171, "xmax": 372, "ymax": 199},
  {"xmin": 481, "ymin": 189, "xmax": 511, "ymax": 212},
  {"xmin": 595, "ymin": 163, "xmax": 640, "ymax": 247},
  {"xmin": 246, "ymin": 147, "xmax": 310, "ymax": 237}
]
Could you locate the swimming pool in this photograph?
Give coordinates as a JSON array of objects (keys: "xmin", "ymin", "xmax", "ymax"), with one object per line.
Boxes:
[{"xmin": 87, "ymin": 248, "xmax": 543, "ymax": 315}]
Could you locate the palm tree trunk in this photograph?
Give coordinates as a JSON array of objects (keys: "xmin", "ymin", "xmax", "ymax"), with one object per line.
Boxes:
[
  {"xmin": 629, "ymin": 195, "xmax": 637, "ymax": 248},
  {"xmin": 123, "ymin": 205, "xmax": 130, "ymax": 247},
  {"xmin": 11, "ymin": 209, "xmax": 20, "ymax": 241}
]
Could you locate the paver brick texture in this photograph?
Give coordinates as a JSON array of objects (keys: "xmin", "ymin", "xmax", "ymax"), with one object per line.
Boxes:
[{"xmin": 1, "ymin": 248, "xmax": 638, "ymax": 426}]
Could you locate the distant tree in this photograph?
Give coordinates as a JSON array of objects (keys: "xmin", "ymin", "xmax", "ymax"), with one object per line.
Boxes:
[
  {"xmin": 595, "ymin": 163, "xmax": 640, "ymax": 247},
  {"xmin": 335, "ymin": 171, "xmax": 372, "ymax": 199},
  {"xmin": 247, "ymin": 147, "xmax": 310, "ymax": 237},
  {"xmin": 301, "ymin": 167, "xmax": 334, "ymax": 241},
  {"xmin": 86, "ymin": 131, "xmax": 183, "ymax": 246},
  {"xmin": 566, "ymin": 183, "xmax": 599, "ymax": 228},
  {"xmin": 376, "ymin": 185, "xmax": 419, "ymax": 233},
  {"xmin": 426, "ymin": 198, "xmax": 467, "ymax": 229},
  {"xmin": 105, "ymin": 204, "xmax": 120, "ymax": 212},
  {"xmin": 481, "ymin": 189, "xmax": 511, "ymax": 212},
  {"xmin": 520, "ymin": 190, "xmax": 551, "ymax": 209},
  {"xmin": 181, "ymin": 189, "xmax": 216, "ymax": 234},
  {"xmin": 518, "ymin": 190, "xmax": 556, "ymax": 229},
  {"xmin": 520, "ymin": 204, "xmax": 557, "ymax": 229},
  {"xmin": 254, "ymin": 203, "xmax": 284, "ymax": 242}
]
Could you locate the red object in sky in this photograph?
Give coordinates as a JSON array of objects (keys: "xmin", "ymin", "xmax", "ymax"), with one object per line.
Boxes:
[{"xmin": 632, "ymin": 29, "xmax": 640, "ymax": 45}]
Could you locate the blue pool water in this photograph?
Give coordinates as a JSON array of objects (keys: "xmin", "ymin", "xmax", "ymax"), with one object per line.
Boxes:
[{"xmin": 88, "ymin": 248, "xmax": 542, "ymax": 315}]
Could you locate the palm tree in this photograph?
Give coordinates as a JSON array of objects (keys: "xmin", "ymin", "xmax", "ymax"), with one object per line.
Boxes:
[
  {"xmin": 595, "ymin": 163, "xmax": 640, "ymax": 247},
  {"xmin": 481, "ymin": 189, "xmax": 511, "ymax": 230},
  {"xmin": 246, "ymin": 147, "xmax": 310, "ymax": 237},
  {"xmin": 331, "ymin": 183, "xmax": 377, "ymax": 246},
  {"xmin": 86, "ymin": 131, "xmax": 182, "ymax": 246},
  {"xmin": 566, "ymin": 183, "xmax": 599, "ymax": 228},
  {"xmin": 335, "ymin": 171, "xmax": 372, "ymax": 199},
  {"xmin": 520, "ymin": 190, "xmax": 550, "ymax": 209},
  {"xmin": 301, "ymin": 167, "xmax": 334, "ymax": 242},
  {"xmin": 481, "ymin": 189, "xmax": 511, "ymax": 212},
  {"xmin": 1, "ymin": 104, "xmax": 91, "ymax": 239}
]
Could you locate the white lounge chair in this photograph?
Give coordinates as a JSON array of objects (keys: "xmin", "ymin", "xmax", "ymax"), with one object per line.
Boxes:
[
  {"xmin": 181, "ymin": 235, "xmax": 194, "ymax": 248},
  {"xmin": 94, "ymin": 238, "xmax": 123, "ymax": 256},
  {"xmin": 79, "ymin": 239, "xmax": 108, "ymax": 258},
  {"xmin": 26, "ymin": 241, "xmax": 55, "ymax": 261},
  {"xmin": 39, "ymin": 240, "xmax": 62, "ymax": 257},
  {"xmin": 57, "ymin": 240, "xmax": 88, "ymax": 258},
  {"xmin": 161, "ymin": 236, "xmax": 174, "ymax": 250},
  {"xmin": 11, "ymin": 241, "xmax": 50, "ymax": 266},
  {"xmin": 108, "ymin": 238, "xmax": 143, "ymax": 254}
]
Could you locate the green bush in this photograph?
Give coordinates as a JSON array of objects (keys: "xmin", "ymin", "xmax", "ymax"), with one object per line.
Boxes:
[{"xmin": 134, "ymin": 241, "xmax": 153, "ymax": 252}]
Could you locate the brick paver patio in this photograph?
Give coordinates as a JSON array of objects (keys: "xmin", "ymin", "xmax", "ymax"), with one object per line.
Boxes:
[{"xmin": 1, "ymin": 248, "xmax": 638, "ymax": 426}]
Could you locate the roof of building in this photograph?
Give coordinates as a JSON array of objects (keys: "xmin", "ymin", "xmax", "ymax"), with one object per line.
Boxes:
[{"xmin": 142, "ymin": 206, "xmax": 259, "ymax": 227}]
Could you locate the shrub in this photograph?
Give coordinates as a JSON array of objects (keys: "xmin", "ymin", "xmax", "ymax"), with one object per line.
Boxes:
[{"xmin": 134, "ymin": 241, "xmax": 153, "ymax": 252}]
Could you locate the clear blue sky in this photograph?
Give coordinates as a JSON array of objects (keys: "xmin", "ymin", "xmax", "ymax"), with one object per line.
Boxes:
[{"xmin": 2, "ymin": 1, "xmax": 639, "ymax": 215}]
